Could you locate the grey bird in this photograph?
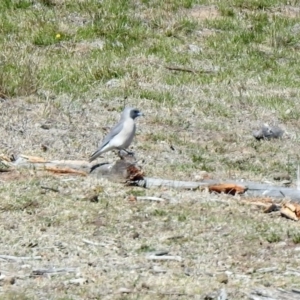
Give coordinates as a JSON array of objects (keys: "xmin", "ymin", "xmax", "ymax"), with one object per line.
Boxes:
[{"xmin": 89, "ymin": 107, "xmax": 143, "ymax": 162}]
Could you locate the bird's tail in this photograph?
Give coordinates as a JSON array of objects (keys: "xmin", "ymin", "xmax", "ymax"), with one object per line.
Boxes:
[{"xmin": 89, "ymin": 149, "xmax": 102, "ymax": 162}]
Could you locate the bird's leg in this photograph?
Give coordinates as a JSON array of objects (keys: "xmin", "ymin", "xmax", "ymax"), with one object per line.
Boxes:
[
  {"xmin": 123, "ymin": 148, "xmax": 134, "ymax": 156},
  {"xmin": 118, "ymin": 149, "xmax": 135, "ymax": 158}
]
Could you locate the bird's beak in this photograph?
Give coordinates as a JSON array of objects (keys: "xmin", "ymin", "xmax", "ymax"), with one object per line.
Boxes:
[{"xmin": 138, "ymin": 112, "xmax": 144, "ymax": 117}]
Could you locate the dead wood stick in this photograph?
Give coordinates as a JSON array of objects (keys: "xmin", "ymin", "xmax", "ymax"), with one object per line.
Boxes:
[
  {"xmin": 98, "ymin": 290, "xmax": 193, "ymax": 297},
  {"xmin": 249, "ymin": 287, "xmax": 300, "ymax": 300},
  {"xmin": 45, "ymin": 166, "xmax": 87, "ymax": 176},
  {"xmin": 136, "ymin": 196, "xmax": 166, "ymax": 202},
  {"xmin": 0, "ymin": 255, "xmax": 42, "ymax": 261},
  {"xmin": 31, "ymin": 267, "xmax": 77, "ymax": 276},
  {"xmin": 146, "ymin": 255, "xmax": 182, "ymax": 262},
  {"xmin": 82, "ymin": 239, "xmax": 116, "ymax": 247},
  {"xmin": 164, "ymin": 64, "xmax": 216, "ymax": 74},
  {"xmin": 82, "ymin": 239, "xmax": 109, "ymax": 247},
  {"xmin": 82, "ymin": 239, "xmax": 102, "ymax": 246},
  {"xmin": 40, "ymin": 186, "xmax": 59, "ymax": 193},
  {"xmin": 164, "ymin": 65, "xmax": 197, "ymax": 74}
]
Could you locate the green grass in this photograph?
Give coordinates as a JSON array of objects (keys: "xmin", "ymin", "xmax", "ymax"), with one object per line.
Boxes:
[{"xmin": 1, "ymin": 0, "xmax": 299, "ymax": 103}]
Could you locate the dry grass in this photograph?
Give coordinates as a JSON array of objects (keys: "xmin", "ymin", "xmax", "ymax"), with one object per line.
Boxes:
[{"xmin": 1, "ymin": 0, "xmax": 300, "ymax": 299}]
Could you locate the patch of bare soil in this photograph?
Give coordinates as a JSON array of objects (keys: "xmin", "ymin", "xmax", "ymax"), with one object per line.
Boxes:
[
  {"xmin": 0, "ymin": 170, "xmax": 24, "ymax": 182},
  {"xmin": 188, "ymin": 5, "xmax": 220, "ymax": 21},
  {"xmin": 273, "ymin": 6, "xmax": 300, "ymax": 18}
]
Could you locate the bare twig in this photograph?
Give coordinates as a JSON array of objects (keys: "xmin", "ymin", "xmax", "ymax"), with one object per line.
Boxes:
[
  {"xmin": 31, "ymin": 267, "xmax": 77, "ymax": 276},
  {"xmin": 0, "ymin": 255, "xmax": 42, "ymax": 261},
  {"xmin": 166, "ymin": 235, "xmax": 185, "ymax": 240},
  {"xmin": 146, "ymin": 255, "xmax": 182, "ymax": 262},
  {"xmin": 164, "ymin": 63, "xmax": 216, "ymax": 74},
  {"xmin": 136, "ymin": 196, "xmax": 166, "ymax": 202},
  {"xmin": 82, "ymin": 239, "xmax": 103, "ymax": 246},
  {"xmin": 164, "ymin": 65, "xmax": 197, "ymax": 74},
  {"xmin": 40, "ymin": 186, "xmax": 59, "ymax": 193},
  {"xmin": 82, "ymin": 239, "xmax": 117, "ymax": 247}
]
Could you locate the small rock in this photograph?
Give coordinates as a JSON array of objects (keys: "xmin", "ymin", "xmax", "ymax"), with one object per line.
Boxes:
[
  {"xmin": 273, "ymin": 173, "xmax": 291, "ymax": 181},
  {"xmin": 204, "ymin": 292, "xmax": 219, "ymax": 300},
  {"xmin": 68, "ymin": 278, "xmax": 88, "ymax": 285},
  {"xmin": 262, "ymin": 281, "xmax": 271, "ymax": 287},
  {"xmin": 41, "ymin": 144, "xmax": 48, "ymax": 152},
  {"xmin": 152, "ymin": 265, "xmax": 167, "ymax": 274},
  {"xmin": 246, "ymin": 268, "xmax": 255, "ymax": 274},
  {"xmin": 41, "ymin": 124, "xmax": 50, "ymax": 130},
  {"xmin": 83, "ymin": 192, "xmax": 99, "ymax": 203},
  {"xmin": 132, "ymin": 232, "xmax": 139, "ymax": 239},
  {"xmin": 184, "ymin": 268, "xmax": 193, "ymax": 276},
  {"xmin": 194, "ymin": 171, "xmax": 209, "ymax": 181},
  {"xmin": 106, "ymin": 79, "xmax": 121, "ymax": 88},
  {"xmin": 188, "ymin": 44, "xmax": 202, "ymax": 54},
  {"xmin": 253, "ymin": 124, "xmax": 284, "ymax": 140},
  {"xmin": 128, "ymin": 195, "xmax": 137, "ymax": 202},
  {"xmin": 118, "ymin": 287, "xmax": 132, "ymax": 294},
  {"xmin": 216, "ymin": 273, "xmax": 228, "ymax": 284},
  {"xmin": 0, "ymin": 275, "xmax": 15, "ymax": 285},
  {"xmin": 291, "ymin": 23, "xmax": 300, "ymax": 34},
  {"xmin": 88, "ymin": 39, "xmax": 105, "ymax": 50},
  {"xmin": 6, "ymin": 277, "xmax": 16, "ymax": 285},
  {"xmin": 21, "ymin": 264, "xmax": 32, "ymax": 269},
  {"xmin": 274, "ymin": 241, "xmax": 287, "ymax": 248},
  {"xmin": 218, "ymin": 288, "xmax": 227, "ymax": 300},
  {"xmin": 141, "ymin": 282, "xmax": 150, "ymax": 289}
]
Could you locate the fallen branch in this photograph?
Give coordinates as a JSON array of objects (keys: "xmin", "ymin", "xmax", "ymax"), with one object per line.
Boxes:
[
  {"xmin": 136, "ymin": 196, "xmax": 166, "ymax": 202},
  {"xmin": 0, "ymin": 255, "xmax": 42, "ymax": 261},
  {"xmin": 164, "ymin": 65, "xmax": 215, "ymax": 74},
  {"xmin": 132, "ymin": 178, "xmax": 300, "ymax": 202},
  {"xmin": 164, "ymin": 65, "xmax": 197, "ymax": 74},
  {"xmin": 40, "ymin": 186, "xmax": 59, "ymax": 193},
  {"xmin": 146, "ymin": 255, "xmax": 182, "ymax": 262},
  {"xmin": 45, "ymin": 166, "xmax": 87, "ymax": 176}
]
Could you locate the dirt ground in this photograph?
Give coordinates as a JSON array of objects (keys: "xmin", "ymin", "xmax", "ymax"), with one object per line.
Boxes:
[{"xmin": 1, "ymin": 93, "xmax": 300, "ymax": 300}]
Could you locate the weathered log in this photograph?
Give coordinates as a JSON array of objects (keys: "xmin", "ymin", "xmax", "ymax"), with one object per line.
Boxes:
[
  {"xmin": 12, "ymin": 153, "xmax": 142, "ymax": 182},
  {"xmin": 131, "ymin": 178, "xmax": 300, "ymax": 202},
  {"xmin": 4, "ymin": 154, "xmax": 300, "ymax": 202}
]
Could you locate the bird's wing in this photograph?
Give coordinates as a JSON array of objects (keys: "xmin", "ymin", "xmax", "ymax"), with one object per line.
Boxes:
[{"xmin": 99, "ymin": 120, "xmax": 124, "ymax": 150}]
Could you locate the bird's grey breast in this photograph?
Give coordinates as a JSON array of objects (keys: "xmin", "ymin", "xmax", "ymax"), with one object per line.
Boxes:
[{"xmin": 120, "ymin": 118, "xmax": 136, "ymax": 148}]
